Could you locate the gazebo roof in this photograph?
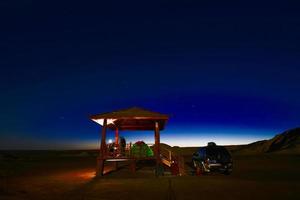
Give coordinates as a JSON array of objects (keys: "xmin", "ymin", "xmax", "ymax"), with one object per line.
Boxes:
[{"xmin": 90, "ymin": 107, "xmax": 169, "ymax": 130}]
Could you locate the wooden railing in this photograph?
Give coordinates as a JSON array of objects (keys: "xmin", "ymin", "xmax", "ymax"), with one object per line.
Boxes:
[
  {"xmin": 160, "ymin": 146, "xmax": 186, "ymax": 175},
  {"xmin": 160, "ymin": 147, "xmax": 173, "ymax": 167}
]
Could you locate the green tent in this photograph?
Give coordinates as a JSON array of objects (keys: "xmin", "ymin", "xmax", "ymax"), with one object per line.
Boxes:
[{"xmin": 131, "ymin": 141, "xmax": 154, "ymax": 158}]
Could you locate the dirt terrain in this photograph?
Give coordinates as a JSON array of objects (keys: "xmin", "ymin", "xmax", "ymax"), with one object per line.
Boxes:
[{"xmin": 1, "ymin": 149, "xmax": 300, "ymax": 200}]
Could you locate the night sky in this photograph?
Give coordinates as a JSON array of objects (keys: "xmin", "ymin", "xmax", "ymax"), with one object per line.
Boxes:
[{"xmin": 1, "ymin": 1, "xmax": 300, "ymax": 149}]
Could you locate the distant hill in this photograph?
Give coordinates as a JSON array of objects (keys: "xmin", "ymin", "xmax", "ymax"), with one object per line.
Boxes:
[
  {"xmin": 150, "ymin": 129, "xmax": 300, "ymax": 156},
  {"xmin": 230, "ymin": 128, "xmax": 300, "ymax": 155}
]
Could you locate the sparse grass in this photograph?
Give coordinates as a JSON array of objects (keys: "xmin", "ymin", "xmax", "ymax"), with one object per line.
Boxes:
[{"xmin": 1, "ymin": 150, "xmax": 300, "ymax": 200}]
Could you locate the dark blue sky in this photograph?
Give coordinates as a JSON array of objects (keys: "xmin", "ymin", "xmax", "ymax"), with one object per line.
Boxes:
[{"xmin": 1, "ymin": 1, "xmax": 300, "ymax": 149}]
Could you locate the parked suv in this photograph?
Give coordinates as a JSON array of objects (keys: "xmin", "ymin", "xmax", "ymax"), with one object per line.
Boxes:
[{"xmin": 192, "ymin": 142, "xmax": 233, "ymax": 175}]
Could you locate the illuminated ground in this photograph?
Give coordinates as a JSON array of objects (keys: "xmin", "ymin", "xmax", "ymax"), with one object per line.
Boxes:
[{"xmin": 1, "ymin": 152, "xmax": 300, "ymax": 200}]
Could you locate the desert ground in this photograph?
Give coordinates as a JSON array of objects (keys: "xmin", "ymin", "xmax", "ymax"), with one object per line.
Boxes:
[{"xmin": 1, "ymin": 149, "xmax": 300, "ymax": 200}]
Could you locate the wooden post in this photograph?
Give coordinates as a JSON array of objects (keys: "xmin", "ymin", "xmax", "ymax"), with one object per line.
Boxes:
[
  {"xmin": 178, "ymin": 156, "xmax": 186, "ymax": 176},
  {"xmin": 113, "ymin": 161, "xmax": 118, "ymax": 171},
  {"xmin": 154, "ymin": 121, "xmax": 163, "ymax": 176},
  {"xmin": 113, "ymin": 127, "xmax": 119, "ymax": 169},
  {"xmin": 155, "ymin": 121, "xmax": 160, "ymax": 164},
  {"xmin": 131, "ymin": 159, "xmax": 136, "ymax": 173},
  {"xmin": 129, "ymin": 142, "xmax": 132, "ymax": 157},
  {"xmin": 114, "ymin": 127, "xmax": 119, "ymax": 157},
  {"xmin": 97, "ymin": 118, "xmax": 107, "ymax": 176},
  {"xmin": 115, "ymin": 127, "xmax": 119, "ymax": 146},
  {"xmin": 100, "ymin": 119, "xmax": 107, "ymax": 158}
]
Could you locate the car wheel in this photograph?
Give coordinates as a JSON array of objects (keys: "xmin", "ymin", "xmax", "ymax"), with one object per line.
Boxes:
[{"xmin": 223, "ymin": 169, "xmax": 232, "ymax": 175}]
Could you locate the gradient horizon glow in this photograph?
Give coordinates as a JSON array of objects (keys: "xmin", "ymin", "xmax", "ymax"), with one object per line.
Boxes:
[{"xmin": 1, "ymin": 1, "xmax": 300, "ymax": 149}]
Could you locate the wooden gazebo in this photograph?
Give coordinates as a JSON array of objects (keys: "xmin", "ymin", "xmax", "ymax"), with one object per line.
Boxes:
[{"xmin": 90, "ymin": 107, "xmax": 169, "ymax": 176}]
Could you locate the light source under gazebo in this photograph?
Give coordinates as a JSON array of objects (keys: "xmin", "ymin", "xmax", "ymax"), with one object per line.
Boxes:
[{"xmin": 90, "ymin": 107, "xmax": 169, "ymax": 176}]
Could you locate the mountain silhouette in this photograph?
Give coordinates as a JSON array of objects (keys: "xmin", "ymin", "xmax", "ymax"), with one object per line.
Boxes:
[{"xmin": 230, "ymin": 128, "xmax": 300, "ymax": 154}]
